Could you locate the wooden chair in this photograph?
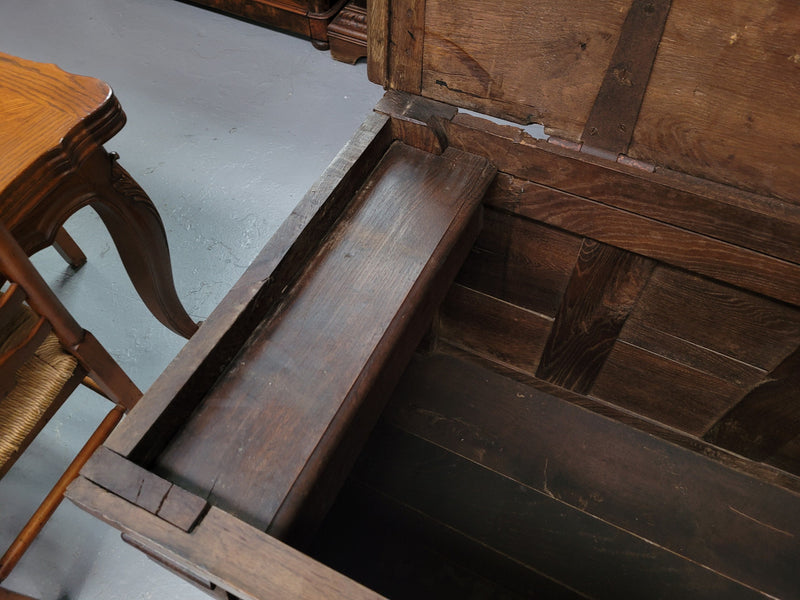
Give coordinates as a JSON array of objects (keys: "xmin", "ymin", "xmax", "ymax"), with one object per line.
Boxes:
[{"xmin": 0, "ymin": 221, "xmax": 141, "ymax": 584}]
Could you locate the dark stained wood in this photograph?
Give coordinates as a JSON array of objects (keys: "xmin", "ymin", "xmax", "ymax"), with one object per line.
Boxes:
[
  {"xmin": 704, "ymin": 346, "xmax": 800, "ymax": 463},
  {"xmin": 454, "ymin": 207, "xmax": 582, "ymax": 318},
  {"xmin": 619, "ymin": 318, "xmax": 766, "ymax": 389},
  {"xmin": 67, "ymin": 477, "xmax": 387, "ymax": 600},
  {"xmin": 312, "ymin": 480, "xmax": 585, "ymax": 600},
  {"xmin": 581, "ymin": 0, "xmax": 672, "ymax": 156},
  {"xmin": 107, "ymin": 112, "xmax": 395, "ymax": 463},
  {"xmin": 444, "ymin": 115, "xmax": 800, "ymax": 267},
  {"xmin": 150, "ymin": 143, "xmax": 494, "ymax": 535},
  {"xmin": 625, "ymin": 266, "xmax": 800, "ymax": 371},
  {"xmin": 179, "ymin": 0, "xmax": 348, "ymax": 47},
  {"xmin": 328, "ymin": 0, "xmax": 367, "ymax": 64},
  {"xmin": 437, "ymin": 283, "xmax": 553, "ymax": 375},
  {"xmin": 435, "ymin": 340, "xmax": 800, "ymax": 496},
  {"xmin": 628, "ymin": 0, "xmax": 800, "ymax": 205},
  {"xmin": 379, "ymin": 352, "xmax": 800, "ymax": 599},
  {"xmin": 536, "ymin": 239, "xmax": 655, "ymax": 393},
  {"xmin": 482, "ymin": 173, "xmax": 800, "ymax": 306},
  {"xmin": 352, "ymin": 423, "xmax": 766, "ymax": 600},
  {"xmin": 590, "ymin": 340, "xmax": 745, "ymax": 435}
]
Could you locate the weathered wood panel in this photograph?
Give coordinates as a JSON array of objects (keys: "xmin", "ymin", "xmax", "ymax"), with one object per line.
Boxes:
[
  {"xmin": 629, "ymin": 0, "xmax": 800, "ymax": 205},
  {"xmin": 420, "ymin": 0, "xmax": 632, "ymax": 129}
]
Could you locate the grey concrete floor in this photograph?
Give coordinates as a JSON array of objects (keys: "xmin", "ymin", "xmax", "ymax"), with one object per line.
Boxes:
[{"xmin": 0, "ymin": 1, "xmax": 384, "ymax": 598}]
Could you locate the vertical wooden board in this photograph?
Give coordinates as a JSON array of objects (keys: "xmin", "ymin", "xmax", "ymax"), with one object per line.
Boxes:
[
  {"xmin": 366, "ymin": 0, "xmax": 390, "ymax": 84},
  {"xmin": 590, "ymin": 341, "xmax": 745, "ymax": 435},
  {"xmin": 437, "ymin": 283, "xmax": 553, "ymax": 375},
  {"xmin": 628, "ymin": 0, "xmax": 800, "ymax": 204},
  {"xmin": 387, "ymin": 0, "xmax": 426, "ymax": 93},
  {"xmin": 625, "ymin": 266, "xmax": 800, "ymax": 371},
  {"xmin": 420, "ymin": 0, "xmax": 633, "ymax": 129},
  {"xmin": 619, "ymin": 319, "xmax": 765, "ymax": 389},
  {"xmin": 536, "ymin": 239, "xmax": 655, "ymax": 393},
  {"xmin": 455, "ymin": 207, "xmax": 583, "ymax": 318}
]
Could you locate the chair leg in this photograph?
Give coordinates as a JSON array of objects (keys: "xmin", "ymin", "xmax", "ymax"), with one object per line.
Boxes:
[
  {"xmin": 52, "ymin": 228, "xmax": 87, "ymax": 270},
  {"xmin": 0, "ymin": 587, "xmax": 37, "ymax": 599},
  {"xmin": 0, "ymin": 405, "xmax": 125, "ymax": 582}
]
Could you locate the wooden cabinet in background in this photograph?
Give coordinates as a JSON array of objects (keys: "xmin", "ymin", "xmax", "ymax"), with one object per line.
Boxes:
[{"xmin": 181, "ymin": 0, "xmax": 347, "ymax": 49}]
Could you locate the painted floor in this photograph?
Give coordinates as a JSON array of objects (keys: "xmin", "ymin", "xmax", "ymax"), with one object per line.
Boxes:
[{"xmin": 0, "ymin": 1, "xmax": 384, "ymax": 598}]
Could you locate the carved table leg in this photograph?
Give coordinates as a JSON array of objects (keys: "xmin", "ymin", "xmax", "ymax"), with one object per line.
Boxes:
[{"xmin": 87, "ymin": 152, "xmax": 198, "ymax": 339}]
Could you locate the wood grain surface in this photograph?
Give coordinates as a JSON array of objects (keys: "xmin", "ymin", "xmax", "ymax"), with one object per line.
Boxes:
[
  {"xmin": 629, "ymin": 0, "xmax": 800, "ymax": 205},
  {"xmin": 420, "ymin": 0, "xmax": 632, "ymax": 128},
  {"xmin": 151, "ymin": 142, "xmax": 494, "ymax": 533},
  {"xmin": 374, "ymin": 352, "xmax": 800, "ymax": 599},
  {"xmin": 67, "ymin": 477, "xmax": 386, "ymax": 600}
]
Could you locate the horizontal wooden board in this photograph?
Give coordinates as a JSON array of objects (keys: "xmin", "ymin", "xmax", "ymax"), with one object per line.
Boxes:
[
  {"xmin": 352, "ymin": 423, "xmax": 767, "ymax": 599},
  {"xmin": 152, "ymin": 142, "xmax": 494, "ymax": 532},
  {"xmin": 419, "ymin": 0, "xmax": 631, "ymax": 130},
  {"xmin": 378, "ymin": 352, "xmax": 800, "ymax": 599},
  {"xmin": 625, "ymin": 266, "xmax": 800, "ymax": 371},
  {"xmin": 311, "ymin": 481, "xmax": 577, "ymax": 599},
  {"xmin": 454, "ymin": 207, "xmax": 582, "ymax": 318},
  {"xmin": 437, "ymin": 283, "xmax": 552, "ymax": 375},
  {"xmin": 443, "ymin": 116, "xmax": 800, "ymax": 266},
  {"xmin": 482, "ymin": 174, "xmax": 800, "ymax": 306},
  {"xmin": 629, "ymin": 0, "xmax": 800, "ymax": 205},
  {"xmin": 590, "ymin": 340, "xmax": 744, "ymax": 435}
]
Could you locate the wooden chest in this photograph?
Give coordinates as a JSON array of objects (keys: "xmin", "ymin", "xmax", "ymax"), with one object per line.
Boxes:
[{"xmin": 68, "ymin": 1, "xmax": 800, "ymax": 598}]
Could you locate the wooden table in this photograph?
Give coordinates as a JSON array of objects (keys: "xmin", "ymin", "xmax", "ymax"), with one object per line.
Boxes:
[{"xmin": 0, "ymin": 53, "xmax": 197, "ymax": 338}]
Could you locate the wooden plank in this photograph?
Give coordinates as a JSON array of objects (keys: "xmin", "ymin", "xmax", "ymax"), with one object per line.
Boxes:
[
  {"xmin": 482, "ymin": 174, "xmax": 800, "ymax": 306},
  {"xmin": 66, "ymin": 478, "xmax": 386, "ymax": 600},
  {"xmin": 590, "ymin": 340, "xmax": 745, "ymax": 435},
  {"xmin": 81, "ymin": 446, "xmax": 208, "ymax": 532},
  {"xmin": 366, "ymin": 0, "xmax": 390, "ymax": 85},
  {"xmin": 435, "ymin": 340, "xmax": 800, "ymax": 496},
  {"xmin": 625, "ymin": 266, "xmax": 800, "ymax": 371},
  {"xmin": 387, "ymin": 0, "xmax": 425, "ymax": 93},
  {"xmin": 619, "ymin": 319, "xmax": 766, "ymax": 389},
  {"xmin": 353, "ymin": 423, "xmax": 767, "ymax": 600},
  {"xmin": 419, "ymin": 0, "xmax": 632, "ymax": 130},
  {"xmin": 443, "ymin": 115, "xmax": 800, "ymax": 266},
  {"xmin": 152, "ymin": 143, "xmax": 495, "ymax": 533},
  {"xmin": 380, "ymin": 352, "xmax": 800, "ymax": 599},
  {"xmin": 312, "ymin": 480, "xmax": 585, "ymax": 600},
  {"xmin": 106, "ymin": 112, "xmax": 394, "ymax": 462},
  {"xmin": 704, "ymin": 346, "xmax": 800, "ymax": 464},
  {"xmin": 436, "ymin": 283, "xmax": 553, "ymax": 376},
  {"xmin": 581, "ymin": 0, "xmax": 672, "ymax": 156},
  {"xmin": 454, "ymin": 207, "xmax": 582, "ymax": 318},
  {"xmin": 536, "ymin": 239, "xmax": 655, "ymax": 393},
  {"xmin": 628, "ymin": 0, "xmax": 800, "ymax": 205}
]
